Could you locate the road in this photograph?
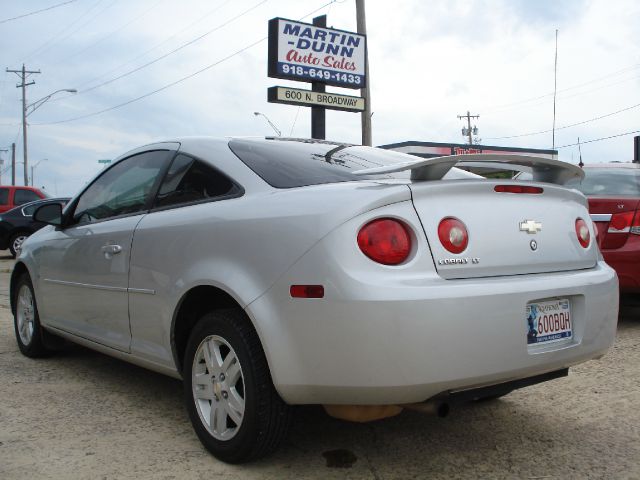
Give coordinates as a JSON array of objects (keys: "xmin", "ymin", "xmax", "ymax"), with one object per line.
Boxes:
[{"xmin": 0, "ymin": 252, "xmax": 638, "ymax": 479}]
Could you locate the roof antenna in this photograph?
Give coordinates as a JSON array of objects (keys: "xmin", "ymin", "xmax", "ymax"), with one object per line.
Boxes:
[
  {"xmin": 552, "ymin": 29, "xmax": 559, "ymax": 150},
  {"xmin": 577, "ymin": 137, "xmax": 584, "ymax": 168}
]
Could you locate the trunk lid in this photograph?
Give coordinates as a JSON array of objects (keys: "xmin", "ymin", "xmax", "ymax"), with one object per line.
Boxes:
[{"xmin": 409, "ymin": 181, "xmax": 598, "ymax": 279}]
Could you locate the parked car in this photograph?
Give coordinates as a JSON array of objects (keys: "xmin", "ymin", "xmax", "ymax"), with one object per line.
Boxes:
[
  {"xmin": 12, "ymin": 139, "xmax": 618, "ymax": 463},
  {"xmin": 0, "ymin": 197, "xmax": 70, "ymax": 257},
  {"xmin": 0, "ymin": 186, "xmax": 48, "ymax": 213},
  {"xmin": 565, "ymin": 163, "xmax": 640, "ymax": 293}
]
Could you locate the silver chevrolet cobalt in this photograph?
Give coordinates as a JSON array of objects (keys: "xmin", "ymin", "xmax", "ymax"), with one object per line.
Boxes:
[{"xmin": 12, "ymin": 137, "xmax": 618, "ymax": 462}]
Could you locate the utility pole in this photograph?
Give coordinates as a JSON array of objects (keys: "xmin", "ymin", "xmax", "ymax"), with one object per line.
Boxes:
[
  {"xmin": 11, "ymin": 143, "xmax": 16, "ymax": 186},
  {"xmin": 457, "ymin": 111, "xmax": 480, "ymax": 145},
  {"xmin": 6, "ymin": 65, "xmax": 41, "ymax": 186},
  {"xmin": 0, "ymin": 148, "xmax": 7, "ymax": 185},
  {"xmin": 311, "ymin": 15, "xmax": 327, "ymax": 140},
  {"xmin": 356, "ymin": 0, "xmax": 372, "ymax": 146}
]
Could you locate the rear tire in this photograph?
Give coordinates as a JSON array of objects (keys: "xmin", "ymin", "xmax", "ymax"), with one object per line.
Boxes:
[
  {"xmin": 9, "ymin": 232, "xmax": 29, "ymax": 258},
  {"xmin": 13, "ymin": 273, "xmax": 56, "ymax": 357},
  {"xmin": 183, "ymin": 309, "xmax": 292, "ymax": 463}
]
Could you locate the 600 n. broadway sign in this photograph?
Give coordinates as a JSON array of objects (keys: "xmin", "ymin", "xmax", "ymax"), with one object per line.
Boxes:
[{"xmin": 268, "ymin": 17, "xmax": 366, "ymax": 89}]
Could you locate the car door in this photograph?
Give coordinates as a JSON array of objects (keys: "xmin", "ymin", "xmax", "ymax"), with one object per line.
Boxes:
[
  {"xmin": 35, "ymin": 149, "xmax": 174, "ymax": 352},
  {"xmin": 14, "ymin": 188, "xmax": 44, "ymax": 207},
  {"xmin": 127, "ymin": 153, "xmax": 243, "ymax": 367}
]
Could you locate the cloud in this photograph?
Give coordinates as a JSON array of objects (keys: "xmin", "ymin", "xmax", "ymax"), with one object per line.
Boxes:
[{"xmin": 0, "ymin": 0, "xmax": 638, "ymax": 197}]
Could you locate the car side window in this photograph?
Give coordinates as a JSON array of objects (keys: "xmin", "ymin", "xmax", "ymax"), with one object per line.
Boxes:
[
  {"xmin": 73, "ymin": 150, "xmax": 169, "ymax": 224},
  {"xmin": 0, "ymin": 188, "xmax": 9, "ymax": 206},
  {"xmin": 14, "ymin": 189, "xmax": 42, "ymax": 206},
  {"xmin": 23, "ymin": 203, "xmax": 40, "ymax": 216},
  {"xmin": 154, "ymin": 154, "xmax": 239, "ymax": 208}
]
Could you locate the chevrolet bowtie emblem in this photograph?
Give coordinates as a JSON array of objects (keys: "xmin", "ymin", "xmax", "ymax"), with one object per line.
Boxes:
[{"xmin": 519, "ymin": 220, "xmax": 542, "ymax": 234}]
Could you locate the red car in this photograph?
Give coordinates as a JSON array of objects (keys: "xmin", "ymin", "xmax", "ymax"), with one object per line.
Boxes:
[
  {"xmin": 0, "ymin": 186, "xmax": 48, "ymax": 213},
  {"xmin": 566, "ymin": 163, "xmax": 640, "ymax": 293}
]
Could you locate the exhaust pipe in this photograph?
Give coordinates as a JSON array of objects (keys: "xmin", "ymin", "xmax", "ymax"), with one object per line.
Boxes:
[{"xmin": 402, "ymin": 400, "xmax": 450, "ymax": 418}]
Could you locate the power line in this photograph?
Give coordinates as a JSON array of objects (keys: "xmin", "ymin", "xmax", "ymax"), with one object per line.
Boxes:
[
  {"xmin": 556, "ymin": 130, "xmax": 640, "ymax": 149},
  {"xmin": 482, "ymin": 63, "xmax": 640, "ymax": 114},
  {"xmin": 485, "ymin": 101, "xmax": 640, "ymax": 140},
  {"xmin": 71, "ymin": 0, "xmax": 269, "ymax": 97},
  {"xmin": 17, "ymin": 0, "xmax": 106, "ymax": 63},
  {"xmin": 0, "ymin": 0, "xmax": 78, "ymax": 25},
  {"xmin": 32, "ymin": 0, "xmax": 337, "ymax": 126},
  {"xmin": 56, "ymin": 0, "xmax": 166, "ymax": 64},
  {"xmin": 20, "ymin": 0, "xmax": 118, "ymax": 64},
  {"xmin": 70, "ymin": 0, "xmax": 234, "ymax": 91},
  {"xmin": 34, "ymin": 37, "xmax": 267, "ymax": 125}
]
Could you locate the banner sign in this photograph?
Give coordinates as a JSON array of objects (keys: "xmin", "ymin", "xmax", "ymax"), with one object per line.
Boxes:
[
  {"xmin": 268, "ymin": 17, "xmax": 366, "ymax": 89},
  {"xmin": 268, "ymin": 86, "xmax": 365, "ymax": 112}
]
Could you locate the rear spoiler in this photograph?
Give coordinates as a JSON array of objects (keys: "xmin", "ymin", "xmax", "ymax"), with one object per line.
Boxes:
[{"xmin": 352, "ymin": 153, "xmax": 585, "ymax": 185}]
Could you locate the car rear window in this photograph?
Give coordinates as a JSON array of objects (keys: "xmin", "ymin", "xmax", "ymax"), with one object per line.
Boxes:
[
  {"xmin": 228, "ymin": 138, "xmax": 412, "ymax": 188},
  {"xmin": 565, "ymin": 168, "xmax": 640, "ymax": 196}
]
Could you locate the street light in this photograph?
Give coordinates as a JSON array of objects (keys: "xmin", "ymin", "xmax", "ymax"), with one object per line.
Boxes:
[
  {"xmin": 30, "ymin": 158, "xmax": 47, "ymax": 187},
  {"xmin": 26, "ymin": 89, "xmax": 77, "ymax": 116},
  {"xmin": 253, "ymin": 111, "xmax": 281, "ymax": 136},
  {"xmin": 21, "ymin": 88, "xmax": 76, "ymax": 186}
]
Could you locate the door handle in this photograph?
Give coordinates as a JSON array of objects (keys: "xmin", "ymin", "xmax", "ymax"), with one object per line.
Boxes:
[{"xmin": 101, "ymin": 244, "xmax": 122, "ymax": 258}]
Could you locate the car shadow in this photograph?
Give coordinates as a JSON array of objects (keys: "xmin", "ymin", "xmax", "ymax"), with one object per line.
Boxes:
[{"xmin": 35, "ymin": 335, "xmax": 638, "ymax": 478}]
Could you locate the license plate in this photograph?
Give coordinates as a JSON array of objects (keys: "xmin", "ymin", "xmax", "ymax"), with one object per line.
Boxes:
[{"xmin": 526, "ymin": 299, "xmax": 572, "ymax": 345}]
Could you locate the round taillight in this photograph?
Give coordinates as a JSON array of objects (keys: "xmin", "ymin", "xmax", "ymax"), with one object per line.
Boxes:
[
  {"xmin": 575, "ymin": 218, "xmax": 590, "ymax": 248},
  {"xmin": 357, "ymin": 218, "xmax": 411, "ymax": 265},
  {"xmin": 438, "ymin": 217, "xmax": 469, "ymax": 254}
]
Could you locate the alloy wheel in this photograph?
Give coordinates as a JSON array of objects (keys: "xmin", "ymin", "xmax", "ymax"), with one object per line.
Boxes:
[
  {"xmin": 16, "ymin": 284, "xmax": 35, "ymax": 345},
  {"xmin": 192, "ymin": 335, "xmax": 245, "ymax": 441},
  {"xmin": 12, "ymin": 235, "xmax": 27, "ymax": 255}
]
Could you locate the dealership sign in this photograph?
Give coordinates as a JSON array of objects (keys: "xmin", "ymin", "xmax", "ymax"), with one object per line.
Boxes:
[
  {"xmin": 268, "ymin": 86, "xmax": 365, "ymax": 112},
  {"xmin": 268, "ymin": 18, "xmax": 366, "ymax": 89}
]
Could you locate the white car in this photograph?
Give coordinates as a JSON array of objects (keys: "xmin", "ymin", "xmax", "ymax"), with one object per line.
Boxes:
[{"xmin": 12, "ymin": 137, "xmax": 618, "ymax": 463}]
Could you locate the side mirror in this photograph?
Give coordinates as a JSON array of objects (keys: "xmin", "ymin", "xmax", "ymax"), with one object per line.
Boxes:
[{"xmin": 33, "ymin": 203, "xmax": 63, "ymax": 226}]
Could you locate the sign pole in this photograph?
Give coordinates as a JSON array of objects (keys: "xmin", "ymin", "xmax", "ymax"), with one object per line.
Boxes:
[
  {"xmin": 311, "ymin": 15, "xmax": 327, "ymax": 140},
  {"xmin": 356, "ymin": 0, "xmax": 372, "ymax": 146}
]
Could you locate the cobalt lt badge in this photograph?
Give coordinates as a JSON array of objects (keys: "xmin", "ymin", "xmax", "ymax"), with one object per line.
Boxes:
[{"xmin": 530, "ymin": 239, "xmax": 538, "ymax": 251}]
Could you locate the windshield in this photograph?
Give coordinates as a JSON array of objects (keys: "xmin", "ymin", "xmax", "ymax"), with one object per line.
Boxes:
[{"xmin": 565, "ymin": 168, "xmax": 640, "ymax": 196}]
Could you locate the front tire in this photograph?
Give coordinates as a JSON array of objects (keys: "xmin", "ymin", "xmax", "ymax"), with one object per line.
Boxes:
[
  {"xmin": 13, "ymin": 273, "xmax": 55, "ymax": 357},
  {"xmin": 183, "ymin": 309, "xmax": 292, "ymax": 463}
]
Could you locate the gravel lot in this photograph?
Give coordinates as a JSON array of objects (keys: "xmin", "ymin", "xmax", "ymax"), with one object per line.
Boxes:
[{"xmin": 1, "ymin": 252, "xmax": 638, "ymax": 479}]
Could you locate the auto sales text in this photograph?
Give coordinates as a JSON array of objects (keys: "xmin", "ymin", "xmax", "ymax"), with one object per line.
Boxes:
[{"xmin": 283, "ymin": 23, "xmax": 360, "ymax": 71}]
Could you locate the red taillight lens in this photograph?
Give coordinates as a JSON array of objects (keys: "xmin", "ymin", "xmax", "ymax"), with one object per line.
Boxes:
[
  {"xmin": 357, "ymin": 218, "xmax": 411, "ymax": 265},
  {"xmin": 494, "ymin": 185, "xmax": 544, "ymax": 194},
  {"xmin": 608, "ymin": 211, "xmax": 634, "ymax": 233},
  {"xmin": 575, "ymin": 218, "xmax": 590, "ymax": 248},
  {"xmin": 632, "ymin": 210, "xmax": 640, "ymax": 235},
  {"xmin": 438, "ymin": 217, "xmax": 469, "ymax": 254}
]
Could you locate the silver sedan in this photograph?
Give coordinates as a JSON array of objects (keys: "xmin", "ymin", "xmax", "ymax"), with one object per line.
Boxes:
[{"xmin": 12, "ymin": 137, "xmax": 618, "ymax": 463}]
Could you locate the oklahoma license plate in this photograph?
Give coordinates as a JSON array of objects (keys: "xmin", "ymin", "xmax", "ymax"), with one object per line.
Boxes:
[{"xmin": 526, "ymin": 299, "xmax": 572, "ymax": 345}]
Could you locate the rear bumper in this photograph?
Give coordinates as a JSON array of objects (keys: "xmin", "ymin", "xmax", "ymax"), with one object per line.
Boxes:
[{"xmin": 249, "ymin": 261, "xmax": 618, "ymax": 405}]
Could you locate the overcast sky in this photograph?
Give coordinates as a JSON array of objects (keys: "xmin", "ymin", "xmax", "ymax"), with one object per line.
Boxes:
[{"xmin": 0, "ymin": 0, "xmax": 638, "ymax": 196}]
